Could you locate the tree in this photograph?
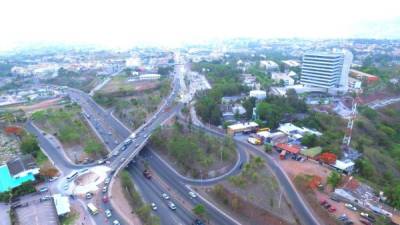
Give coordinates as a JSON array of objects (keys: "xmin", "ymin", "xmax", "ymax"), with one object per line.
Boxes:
[
  {"xmin": 355, "ymin": 159, "xmax": 375, "ymax": 178},
  {"xmin": 20, "ymin": 134, "xmax": 40, "ymax": 157},
  {"xmin": 264, "ymin": 144, "xmax": 272, "ymax": 153},
  {"xmin": 301, "ymin": 134, "xmax": 318, "ymax": 147},
  {"xmin": 83, "ymin": 139, "xmax": 102, "ymax": 155},
  {"xmin": 327, "ymin": 171, "xmax": 342, "ymax": 188},
  {"xmin": 192, "ymin": 204, "xmax": 206, "ymax": 218}
]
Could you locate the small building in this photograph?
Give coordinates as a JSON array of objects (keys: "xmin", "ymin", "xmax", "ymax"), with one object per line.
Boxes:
[
  {"xmin": 257, "ymin": 131, "xmax": 288, "ymax": 145},
  {"xmin": 260, "ymin": 60, "xmax": 279, "ymax": 71},
  {"xmin": 249, "ymin": 90, "xmax": 266, "ymax": 100},
  {"xmin": 331, "ymin": 159, "xmax": 355, "ymax": 174},
  {"xmin": 274, "ymin": 143, "xmax": 301, "ymax": 155},
  {"xmin": 350, "ymin": 69, "xmax": 379, "ymax": 84},
  {"xmin": 0, "ymin": 155, "xmax": 39, "ymax": 193},
  {"xmin": 278, "ymin": 123, "xmax": 322, "ymax": 137},
  {"xmin": 232, "ymin": 104, "xmax": 246, "ymax": 115},
  {"xmin": 271, "ymin": 72, "xmax": 295, "ymax": 86},
  {"xmin": 221, "ymin": 96, "xmax": 243, "ymax": 104},
  {"xmin": 227, "ymin": 122, "xmax": 259, "ymax": 135},
  {"xmin": 53, "ymin": 194, "xmax": 71, "ymax": 216}
]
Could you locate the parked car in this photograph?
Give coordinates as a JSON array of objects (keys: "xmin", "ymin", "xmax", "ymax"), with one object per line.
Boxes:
[
  {"xmin": 345, "ymin": 203, "xmax": 357, "ymax": 211},
  {"xmin": 102, "ymin": 186, "xmax": 108, "ymax": 193},
  {"xmin": 330, "ymin": 195, "xmax": 340, "ymax": 202},
  {"xmin": 328, "ymin": 206, "xmax": 336, "ymax": 213},
  {"xmin": 161, "ymin": 193, "xmax": 170, "ymax": 200},
  {"xmin": 85, "ymin": 192, "xmax": 93, "ymax": 199},
  {"xmin": 112, "ymin": 220, "xmax": 120, "ymax": 225},
  {"xmin": 104, "ymin": 177, "xmax": 111, "ymax": 185},
  {"xmin": 63, "ymin": 183, "xmax": 69, "ymax": 190},
  {"xmin": 168, "ymin": 201, "xmax": 177, "ymax": 210},
  {"xmin": 39, "ymin": 187, "xmax": 49, "ymax": 193},
  {"xmin": 360, "ymin": 219, "xmax": 372, "ymax": 225}
]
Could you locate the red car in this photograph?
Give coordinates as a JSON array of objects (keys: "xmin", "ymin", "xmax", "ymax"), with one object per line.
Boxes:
[
  {"xmin": 328, "ymin": 206, "xmax": 336, "ymax": 213},
  {"xmin": 102, "ymin": 195, "xmax": 109, "ymax": 203},
  {"xmin": 360, "ymin": 219, "xmax": 371, "ymax": 225}
]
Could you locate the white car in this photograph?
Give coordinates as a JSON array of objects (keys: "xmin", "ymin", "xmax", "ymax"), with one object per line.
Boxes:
[
  {"xmin": 102, "ymin": 186, "xmax": 108, "ymax": 193},
  {"xmin": 104, "ymin": 178, "xmax": 111, "ymax": 185},
  {"xmin": 151, "ymin": 202, "xmax": 157, "ymax": 211},
  {"xmin": 105, "ymin": 209, "xmax": 112, "ymax": 218},
  {"xmin": 63, "ymin": 183, "xmax": 69, "ymax": 190},
  {"xmin": 345, "ymin": 203, "xmax": 357, "ymax": 211},
  {"xmin": 49, "ymin": 176, "xmax": 59, "ymax": 182},
  {"xmin": 188, "ymin": 191, "xmax": 197, "ymax": 198},
  {"xmin": 167, "ymin": 201, "xmax": 177, "ymax": 210},
  {"xmin": 113, "ymin": 220, "xmax": 120, "ymax": 225},
  {"xmin": 161, "ymin": 193, "xmax": 170, "ymax": 200}
]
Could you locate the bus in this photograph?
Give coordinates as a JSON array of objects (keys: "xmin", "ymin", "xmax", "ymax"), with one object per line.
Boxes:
[
  {"xmin": 87, "ymin": 203, "xmax": 99, "ymax": 215},
  {"xmin": 258, "ymin": 127, "xmax": 270, "ymax": 132},
  {"xmin": 66, "ymin": 171, "xmax": 78, "ymax": 182}
]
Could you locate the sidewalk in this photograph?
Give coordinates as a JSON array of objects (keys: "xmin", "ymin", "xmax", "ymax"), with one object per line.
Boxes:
[{"xmin": 110, "ymin": 176, "xmax": 142, "ymax": 225}]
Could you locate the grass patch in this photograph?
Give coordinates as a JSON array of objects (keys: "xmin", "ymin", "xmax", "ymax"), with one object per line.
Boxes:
[
  {"xmin": 120, "ymin": 170, "xmax": 160, "ymax": 225},
  {"xmin": 35, "ymin": 150, "xmax": 49, "ymax": 166},
  {"xmin": 150, "ymin": 122, "xmax": 237, "ymax": 178},
  {"xmin": 60, "ymin": 211, "xmax": 79, "ymax": 225}
]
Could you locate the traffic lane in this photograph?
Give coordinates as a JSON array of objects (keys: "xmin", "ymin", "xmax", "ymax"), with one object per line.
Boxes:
[
  {"xmin": 236, "ymin": 141, "xmax": 320, "ymax": 225},
  {"xmin": 127, "ymin": 163, "xmax": 193, "ymax": 225},
  {"xmin": 25, "ymin": 122, "xmax": 82, "ymax": 172},
  {"xmin": 141, "ymin": 151, "xmax": 237, "ymax": 225}
]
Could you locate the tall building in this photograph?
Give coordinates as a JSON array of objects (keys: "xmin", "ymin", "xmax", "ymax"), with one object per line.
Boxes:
[{"xmin": 300, "ymin": 50, "xmax": 353, "ymax": 93}]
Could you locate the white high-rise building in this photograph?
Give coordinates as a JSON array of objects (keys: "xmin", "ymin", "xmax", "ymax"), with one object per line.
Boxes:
[{"xmin": 300, "ymin": 50, "xmax": 353, "ymax": 93}]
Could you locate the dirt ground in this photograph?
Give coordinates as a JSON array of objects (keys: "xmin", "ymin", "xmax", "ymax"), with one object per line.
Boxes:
[
  {"xmin": 13, "ymin": 98, "xmax": 62, "ymax": 113},
  {"xmin": 110, "ymin": 176, "xmax": 142, "ymax": 225},
  {"xmin": 278, "ymin": 157, "xmax": 368, "ymax": 225},
  {"xmin": 100, "ymin": 76, "xmax": 159, "ymax": 94}
]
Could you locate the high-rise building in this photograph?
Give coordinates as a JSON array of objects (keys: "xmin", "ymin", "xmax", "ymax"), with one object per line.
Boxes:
[{"xmin": 300, "ymin": 50, "xmax": 353, "ymax": 93}]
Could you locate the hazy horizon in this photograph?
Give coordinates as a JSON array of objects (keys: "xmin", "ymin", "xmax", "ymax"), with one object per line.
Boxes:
[{"xmin": 1, "ymin": 0, "xmax": 399, "ymax": 52}]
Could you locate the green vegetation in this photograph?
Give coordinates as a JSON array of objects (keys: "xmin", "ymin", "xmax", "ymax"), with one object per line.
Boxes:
[
  {"xmin": 327, "ymin": 171, "xmax": 342, "ymax": 188},
  {"xmin": 60, "ymin": 212, "xmax": 79, "ymax": 225},
  {"xmin": 150, "ymin": 122, "xmax": 236, "ymax": 178},
  {"xmin": 0, "ymin": 181, "xmax": 36, "ymax": 202},
  {"xmin": 45, "ymin": 68, "xmax": 100, "ymax": 92},
  {"xmin": 192, "ymin": 62, "xmax": 247, "ymax": 125},
  {"xmin": 192, "ymin": 204, "xmax": 207, "ymax": 221},
  {"xmin": 20, "ymin": 134, "xmax": 40, "ymax": 157},
  {"xmin": 229, "ymin": 156, "xmax": 266, "ymax": 188},
  {"xmin": 120, "ymin": 171, "xmax": 160, "ymax": 225},
  {"xmin": 31, "ymin": 104, "xmax": 106, "ymax": 157},
  {"xmin": 94, "ymin": 78, "xmax": 171, "ymax": 129}
]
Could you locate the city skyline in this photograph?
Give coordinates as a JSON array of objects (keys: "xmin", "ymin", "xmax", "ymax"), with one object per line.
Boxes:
[{"xmin": 0, "ymin": 0, "xmax": 400, "ymax": 52}]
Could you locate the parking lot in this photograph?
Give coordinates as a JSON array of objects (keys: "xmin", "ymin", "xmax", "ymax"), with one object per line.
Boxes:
[{"xmin": 15, "ymin": 194, "xmax": 59, "ymax": 225}]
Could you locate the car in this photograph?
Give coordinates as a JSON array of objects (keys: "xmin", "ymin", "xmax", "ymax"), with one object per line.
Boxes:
[
  {"xmin": 102, "ymin": 195, "xmax": 109, "ymax": 203},
  {"xmin": 143, "ymin": 170, "xmax": 152, "ymax": 179},
  {"xmin": 113, "ymin": 151, "xmax": 119, "ymax": 157},
  {"xmin": 151, "ymin": 202, "xmax": 157, "ymax": 211},
  {"xmin": 39, "ymin": 187, "xmax": 49, "ymax": 193},
  {"xmin": 338, "ymin": 214, "xmax": 348, "ymax": 221},
  {"xmin": 85, "ymin": 192, "xmax": 93, "ymax": 199},
  {"xmin": 112, "ymin": 220, "xmax": 120, "ymax": 225},
  {"xmin": 49, "ymin": 176, "xmax": 59, "ymax": 182},
  {"xmin": 192, "ymin": 219, "xmax": 205, "ymax": 225},
  {"xmin": 120, "ymin": 157, "xmax": 126, "ymax": 163},
  {"xmin": 121, "ymin": 145, "xmax": 127, "ymax": 151},
  {"xmin": 135, "ymin": 144, "xmax": 140, "ymax": 148},
  {"xmin": 360, "ymin": 219, "xmax": 372, "ymax": 225},
  {"xmin": 328, "ymin": 206, "xmax": 336, "ymax": 213},
  {"xmin": 143, "ymin": 134, "xmax": 148, "ymax": 138},
  {"xmin": 105, "ymin": 209, "xmax": 112, "ymax": 218},
  {"xmin": 161, "ymin": 193, "xmax": 170, "ymax": 200},
  {"xmin": 102, "ymin": 186, "xmax": 108, "ymax": 193},
  {"xmin": 324, "ymin": 203, "xmax": 331, "ymax": 209},
  {"xmin": 360, "ymin": 212, "xmax": 376, "ymax": 222},
  {"xmin": 40, "ymin": 196, "xmax": 52, "ymax": 202},
  {"xmin": 329, "ymin": 195, "xmax": 340, "ymax": 202},
  {"xmin": 345, "ymin": 203, "xmax": 357, "ymax": 211},
  {"xmin": 97, "ymin": 160, "xmax": 105, "ymax": 165},
  {"xmin": 188, "ymin": 191, "xmax": 197, "ymax": 198},
  {"xmin": 63, "ymin": 183, "xmax": 69, "ymax": 190},
  {"xmin": 104, "ymin": 178, "xmax": 111, "ymax": 185},
  {"xmin": 167, "ymin": 201, "xmax": 177, "ymax": 210}
]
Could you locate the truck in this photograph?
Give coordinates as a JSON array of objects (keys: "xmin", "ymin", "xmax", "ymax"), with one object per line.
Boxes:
[
  {"xmin": 247, "ymin": 137, "xmax": 262, "ymax": 145},
  {"xmin": 143, "ymin": 169, "xmax": 152, "ymax": 179},
  {"xmin": 87, "ymin": 203, "xmax": 98, "ymax": 215}
]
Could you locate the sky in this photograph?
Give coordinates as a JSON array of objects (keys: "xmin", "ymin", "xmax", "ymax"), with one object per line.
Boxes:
[{"xmin": 0, "ymin": 0, "xmax": 399, "ymax": 51}]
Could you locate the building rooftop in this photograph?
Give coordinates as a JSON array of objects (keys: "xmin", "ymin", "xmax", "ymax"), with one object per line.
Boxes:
[
  {"xmin": 6, "ymin": 155, "xmax": 37, "ymax": 177},
  {"xmin": 275, "ymin": 143, "xmax": 300, "ymax": 154}
]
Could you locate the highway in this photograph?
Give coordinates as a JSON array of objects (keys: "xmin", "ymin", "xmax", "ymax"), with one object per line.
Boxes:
[{"xmin": 25, "ymin": 56, "xmax": 320, "ymax": 225}]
